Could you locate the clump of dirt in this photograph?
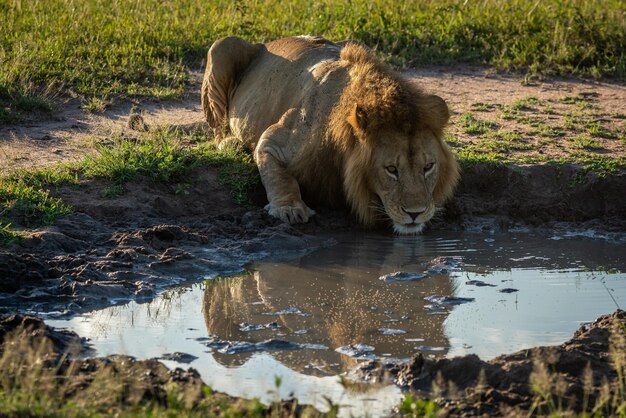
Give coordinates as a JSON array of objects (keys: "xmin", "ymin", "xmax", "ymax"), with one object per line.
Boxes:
[
  {"xmin": 439, "ymin": 164, "xmax": 626, "ymax": 231},
  {"xmin": 357, "ymin": 310, "xmax": 626, "ymax": 417}
]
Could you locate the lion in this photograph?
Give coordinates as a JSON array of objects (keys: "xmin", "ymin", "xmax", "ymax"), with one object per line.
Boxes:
[{"xmin": 202, "ymin": 35, "xmax": 459, "ymax": 234}]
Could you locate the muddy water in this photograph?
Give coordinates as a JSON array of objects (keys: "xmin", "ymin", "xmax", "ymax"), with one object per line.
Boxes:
[{"xmin": 48, "ymin": 231, "xmax": 626, "ymax": 417}]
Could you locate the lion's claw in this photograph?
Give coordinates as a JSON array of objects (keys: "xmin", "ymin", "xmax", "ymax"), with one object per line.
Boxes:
[{"xmin": 265, "ymin": 202, "xmax": 316, "ymax": 224}]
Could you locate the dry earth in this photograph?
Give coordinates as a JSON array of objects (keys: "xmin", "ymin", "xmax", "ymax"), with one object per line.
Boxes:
[{"xmin": 2, "ymin": 69, "xmax": 625, "ymax": 172}]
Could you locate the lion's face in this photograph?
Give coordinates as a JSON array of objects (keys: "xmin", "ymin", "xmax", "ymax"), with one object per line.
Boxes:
[{"xmin": 369, "ymin": 132, "xmax": 444, "ymax": 235}]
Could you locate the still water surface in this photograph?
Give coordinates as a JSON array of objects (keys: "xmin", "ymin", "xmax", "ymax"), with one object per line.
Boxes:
[{"xmin": 48, "ymin": 231, "xmax": 626, "ymax": 417}]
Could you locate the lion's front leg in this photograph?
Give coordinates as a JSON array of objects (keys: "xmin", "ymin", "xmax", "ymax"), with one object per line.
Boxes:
[{"xmin": 254, "ymin": 110, "xmax": 315, "ymax": 224}]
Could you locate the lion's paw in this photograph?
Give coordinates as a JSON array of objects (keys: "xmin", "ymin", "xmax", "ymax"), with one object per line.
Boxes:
[{"xmin": 265, "ymin": 202, "xmax": 316, "ymax": 224}]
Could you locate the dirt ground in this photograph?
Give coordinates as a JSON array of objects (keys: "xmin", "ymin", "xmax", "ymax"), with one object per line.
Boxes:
[{"xmin": 2, "ymin": 69, "xmax": 624, "ymax": 172}]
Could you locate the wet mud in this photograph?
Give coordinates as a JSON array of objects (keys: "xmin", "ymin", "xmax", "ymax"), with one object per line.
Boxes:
[
  {"xmin": 0, "ymin": 167, "xmax": 337, "ymax": 316},
  {"xmin": 1, "ymin": 150, "xmax": 625, "ymax": 415},
  {"xmin": 2, "ymin": 161, "xmax": 625, "ymax": 316},
  {"xmin": 356, "ymin": 310, "xmax": 626, "ymax": 417},
  {"xmin": 441, "ymin": 163, "xmax": 626, "ymax": 231}
]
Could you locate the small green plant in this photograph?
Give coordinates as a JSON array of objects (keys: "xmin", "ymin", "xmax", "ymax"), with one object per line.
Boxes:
[
  {"xmin": 0, "ymin": 222, "xmax": 22, "ymax": 247},
  {"xmin": 458, "ymin": 112, "xmax": 498, "ymax": 136},
  {"xmin": 398, "ymin": 393, "xmax": 438, "ymax": 418},
  {"xmin": 570, "ymin": 136, "xmax": 604, "ymax": 151},
  {"xmin": 82, "ymin": 96, "xmax": 111, "ymax": 113},
  {"xmin": 470, "ymin": 103, "xmax": 495, "ymax": 112},
  {"xmin": 511, "ymin": 96, "xmax": 542, "ymax": 111},
  {"xmin": 0, "ymin": 83, "xmax": 52, "ymax": 124},
  {"xmin": 0, "ymin": 180, "xmax": 71, "ymax": 227}
]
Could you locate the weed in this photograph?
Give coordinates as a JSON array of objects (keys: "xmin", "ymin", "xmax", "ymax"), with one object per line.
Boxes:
[
  {"xmin": 585, "ymin": 122, "xmax": 615, "ymax": 139},
  {"xmin": 83, "ymin": 96, "xmax": 111, "ymax": 113},
  {"xmin": 470, "ymin": 103, "xmax": 495, "ymax": 112},
  {"xmin": 458, "ymin": 112, "xmax": 498, "ymax": 136},
  {"xmin": 570, "ymin": 136, "xmax": 604, "ymax": 151},
  {"xmin": 398, "ymin": 393, "xmax": 438, "ymax": 417},
  {"xmin": 0, "ymin": 83, "xmax": 52, "ymax": 124},
  {"xmin": 0, "ymin": 180, "xmax": 71, "ymax": 227},
  {"xmin": 0, "ymin": 222, "xmax": 22, "ymax": 247},
  {"xmin": 559, "ymin": 93, "xmax": 597, "ymax": 110},
  {"xmin": 511, "ymin": 96, "xmax": 542, "ymax": 111}
]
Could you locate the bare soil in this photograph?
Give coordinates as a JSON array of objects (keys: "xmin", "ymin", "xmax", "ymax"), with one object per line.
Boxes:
[
  {"xmin": 409, "ymin": 68, "xmax": 626, "ymax": 163},
  {"xmin": 2, "ymin": 69, "xmax": 624, "ymax": 172}
]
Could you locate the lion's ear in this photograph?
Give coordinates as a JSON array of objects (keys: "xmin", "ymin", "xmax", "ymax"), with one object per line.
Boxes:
[
  {"xmin": 421, "ymin": 95, "xmax": 449, "ymax": 128},
  {"xmin": 348, "ymin": 103, "xmax": 368, "ymax": 133}
]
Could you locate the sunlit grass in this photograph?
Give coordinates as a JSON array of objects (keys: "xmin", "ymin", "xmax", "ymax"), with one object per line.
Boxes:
[
  {"xmin": 0, "ymin": 0, "xmax": 623, "ymax": 118},
  {"xmin": 0, "ymin": 128, "xmax": 260, "ymax": 238}
]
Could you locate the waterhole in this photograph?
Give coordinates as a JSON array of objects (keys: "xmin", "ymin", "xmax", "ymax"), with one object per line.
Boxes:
[{"xmin": 48, "ymin": 230, "xmax": 626, "ymax": 417}]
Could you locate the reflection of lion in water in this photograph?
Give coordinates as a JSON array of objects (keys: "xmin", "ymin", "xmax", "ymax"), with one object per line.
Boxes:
[{"xmin": 202, "ymin": 35, "xmax": 459, "ymax": 234}]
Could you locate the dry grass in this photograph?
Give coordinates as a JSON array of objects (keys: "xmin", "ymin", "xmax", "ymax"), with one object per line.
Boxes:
[{"xmin": 0, "ymin": 322, "xmax": 329, "ymax": 417}]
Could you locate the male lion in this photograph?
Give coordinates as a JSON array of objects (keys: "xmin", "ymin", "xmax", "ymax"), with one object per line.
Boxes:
[{"xmin": 202, "ymin": 36, "xmax": 459, "ymax": 234}]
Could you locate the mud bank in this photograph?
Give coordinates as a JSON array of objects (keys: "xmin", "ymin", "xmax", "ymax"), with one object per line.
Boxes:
[
  {"xmin": 0, "ymin": 315, "xmax": 317, "ymax": 416},
  {"xmin": 1, "ymin": 310, "xmax": 623, "ymax": 417},
  {"xmin": 356, "ymin": 310, "xmax": 626, "ymax": 416},
  {"xmin": 440, "ymin": 163, "xmax": 626, "ymax": 231},
  {"xmin": 0, "ymin": 167, "xmax": 337, "ymax": 315},
  {"xmin": 2, "ymin": 160, "xmax": 626, "ymax": 317}
]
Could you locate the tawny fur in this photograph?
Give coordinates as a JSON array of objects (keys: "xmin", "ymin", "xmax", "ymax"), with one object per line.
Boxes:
[{"xmin": 202, "ymin": 36, "xmax": 459, "ymax": 231}]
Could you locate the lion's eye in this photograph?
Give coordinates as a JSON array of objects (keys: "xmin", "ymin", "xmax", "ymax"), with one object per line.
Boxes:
[
  {"xmin": 424, "ymin": 162, "xmax": 435, "ymax": 174},
  {"xmin": 385, "ymin": 166, "xmax": 398, "ymax": 177}
]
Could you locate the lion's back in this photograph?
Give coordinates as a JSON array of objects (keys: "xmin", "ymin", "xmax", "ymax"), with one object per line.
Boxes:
[{"xmin": 228, "ymin": 36, "xmax": 348, "ymax": 148}]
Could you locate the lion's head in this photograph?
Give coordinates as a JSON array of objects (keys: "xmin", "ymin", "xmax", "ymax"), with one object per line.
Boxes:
[{"xmin": 329, "ymin": 44, "xmax": 459, "ymax": 234}]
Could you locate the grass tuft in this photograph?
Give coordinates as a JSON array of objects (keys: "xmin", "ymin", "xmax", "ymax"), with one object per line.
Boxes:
[
  {"xmin": 80, "ymin": 129, "xmax": 260, "ymax": 206},
  {"xmin": 458, "ymin": 112, "xmax": 498, "ymax": 135},
  {"xmin": 0, "ymin": 222, "xmax": 23, "ymax": 247},
  {"xmin": 0, "ymin": 180, "xmax": 71, "ymax": 228}
]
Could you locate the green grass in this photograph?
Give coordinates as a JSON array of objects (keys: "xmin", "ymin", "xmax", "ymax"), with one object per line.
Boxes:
[
  {"xmin": 0, "ymin": 129, "xmax": 260, "ymax": 238},
  {"xmin": 458, "ymin": 112, "xmax": 498, "ymax": 135},
  {"xmin": 0, "ymin": 83, "xmax": 52, "ymax": 124},
  {"xmin": 397, "ymin": 394, "xmax": 438, "ymax": 417},
  {"xmin": 0, "ymin": 180, "xmax": 71, "ymax": 228},
  {"xmin": 570, "ymin": 136, "xmax": 604, "ymax": 150},
  {"xmin": 511, "ymin": 96, "xmax": 542, "ymax": 111},
  {"xmin": 0, "ymin": 222, "xmax": 22, "ymax": 247},
  {"xmin": 80, "ymin": 129, "xmax": 260, "ymax": 205},
  {"xmin": 0, "ymin": 0, "xmax": 623, "ymax": 115}
]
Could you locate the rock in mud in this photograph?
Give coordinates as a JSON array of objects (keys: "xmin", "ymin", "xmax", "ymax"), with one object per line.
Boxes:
[
  {"xmin": 424, "ymin": 295, "xmax": 475, "ymax": 305},
  {"xmin": 335, "ymin": 343, "xmax": 377, "ymax": 360},
  {"xmin": 379, "ymin": 271, "xmax": 427, "ymax": 282},
  {"xmin": 158, "ymin": 352, "xmax": 199, "ymax": 364}
]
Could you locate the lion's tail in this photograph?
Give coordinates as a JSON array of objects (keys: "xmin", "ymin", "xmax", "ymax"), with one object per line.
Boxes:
[{"xmin": 201, "ymin": 37, "xmax": 262, "ymax": 134}]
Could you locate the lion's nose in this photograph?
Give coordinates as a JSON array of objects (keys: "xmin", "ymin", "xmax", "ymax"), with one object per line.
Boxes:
[{"xmin": 402, "ymin": 207, "xmax": 425, "ymax": 221}]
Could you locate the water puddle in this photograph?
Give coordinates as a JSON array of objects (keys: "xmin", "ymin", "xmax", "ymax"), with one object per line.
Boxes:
[{"xmin": 48, "ymin": 231, "xmax": 626, "ymax": 416}]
